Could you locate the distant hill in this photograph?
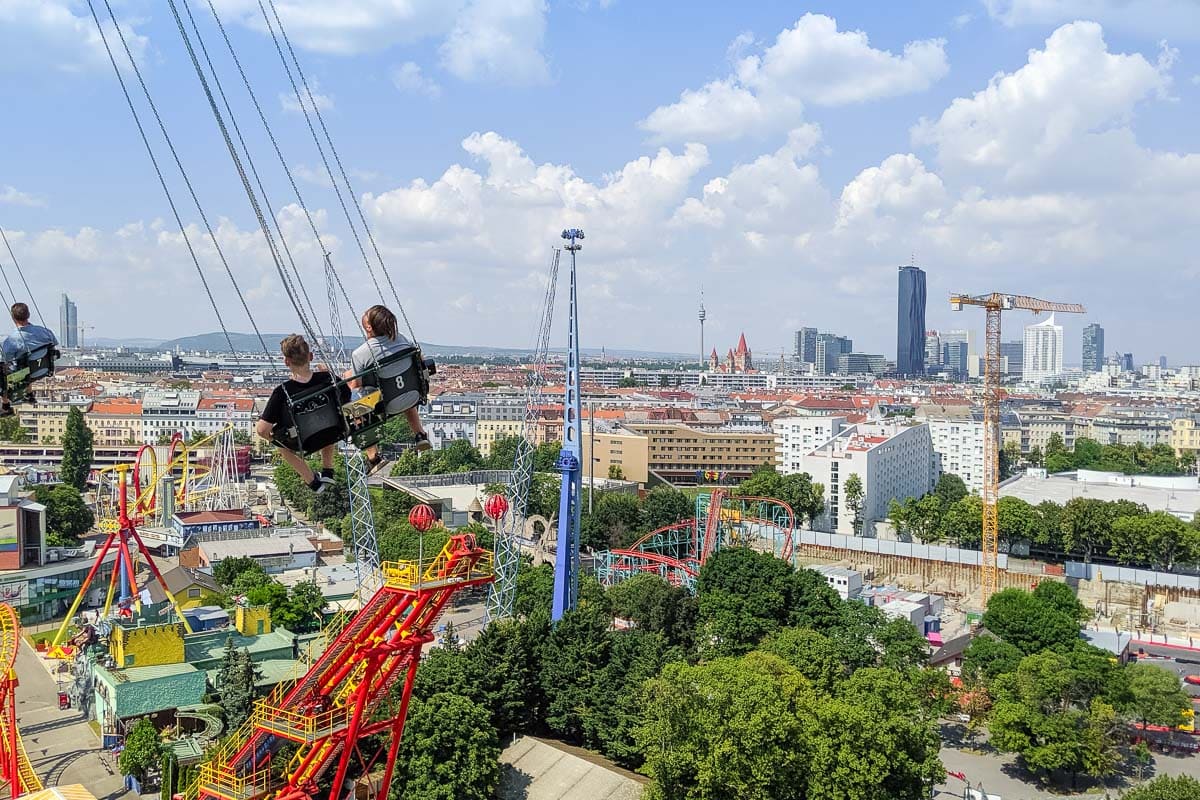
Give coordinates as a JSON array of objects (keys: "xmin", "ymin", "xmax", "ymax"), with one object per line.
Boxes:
[{"xmin": 139, "ymin": 332, "xmax": 691, "ymax": 360}]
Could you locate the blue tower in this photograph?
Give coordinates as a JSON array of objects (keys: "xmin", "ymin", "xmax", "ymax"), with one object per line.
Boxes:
[{"xmin": 552, "ymin": 228, "xmax": 584, "ymax": 622}]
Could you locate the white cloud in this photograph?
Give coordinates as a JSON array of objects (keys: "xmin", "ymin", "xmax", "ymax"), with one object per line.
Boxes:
[
  {"xmin": 391, "ymin": 62, "xmax": 442, "ymax": 97},
  {"xmin": 953, "ymin": 13, "xmax": 974, "ymax": 28},
  {"xmin": 640, "ymin": 14, "xmax": 948, "ymax": 142},
  {"xmin": 280, "ymin": 81, "xmax": 334, "ymax": 113},
  {"xmin": 439, "ymin": 0, "xmax": 549, "ymax": 84},
  {"xmin": 0, "ymin": 186, "xmax": 44, "ymax": 208},
  {"xmin": 0, "ymin": 0, "xmax": 148, "ymax": 74},
  {"xmin": 22, "ymin": 20, "xmax": 1200, "ymax": 359},
  {"xmin": 913, "ymin": 21, "xmax": 1169, "ymax": 187},
  {"xmin": 984, "ymin": 0, "xmax": 1200, "ymax": 39},
  {"xmin": 210, "ymin": 0, "xmax": 549, "ymax": 85}
]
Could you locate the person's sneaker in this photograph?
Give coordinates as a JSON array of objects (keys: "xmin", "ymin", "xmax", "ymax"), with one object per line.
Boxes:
[
  {"xmin": 310, "ymin": 475, "xmax": 336, "ymax": 494},
  {"xmin": 414, "ymin": 432, "xmax": 432, "ymax": 452}
]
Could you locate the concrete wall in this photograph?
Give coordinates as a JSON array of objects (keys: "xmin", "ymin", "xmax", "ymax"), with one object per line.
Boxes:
[{"xmin": 94, "ymin": 665, "xmax": 207, "ymax": 721}]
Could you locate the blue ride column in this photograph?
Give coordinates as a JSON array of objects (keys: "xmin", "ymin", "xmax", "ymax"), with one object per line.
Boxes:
[{"xmin": 552, "ymin": 228, "xmax": 585, "ymax": 622}]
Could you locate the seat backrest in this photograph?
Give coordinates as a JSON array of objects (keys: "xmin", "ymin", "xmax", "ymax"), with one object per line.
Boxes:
[
  {"xmin": 371, "ymin": 347, "xmax": 427, "ymax": 415},
  {"xmin": 281, "ymin": 382, "xmax": 348, "ymax": 453},
  {"xmin": 18, "ymin": 344, "xmax": 57, "ymax": 381}
]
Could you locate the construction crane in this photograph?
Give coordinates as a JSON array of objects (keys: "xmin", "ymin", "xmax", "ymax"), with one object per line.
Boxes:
[{"xmin": 949, "ymin": 292, "xmax": 1085, "ymax": 604}]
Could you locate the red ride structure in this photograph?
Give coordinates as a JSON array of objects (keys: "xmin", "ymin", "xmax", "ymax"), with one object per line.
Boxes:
[{"xmin": 192, "ymin": 532, "xmax": 493, "ymax": 799}]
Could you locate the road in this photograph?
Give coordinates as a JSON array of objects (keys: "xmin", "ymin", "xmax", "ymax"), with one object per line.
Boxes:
[
  {"xmin": 1134, "ymin": 642, "xmax": 1200, "ymax": 700},
  {"xmin": 13, "ymin": 639, "xmax": 135, "ymax": 799},
  {"xmin": 936, "ymin": 745, "xmax": 1199, "ymax": 800}
]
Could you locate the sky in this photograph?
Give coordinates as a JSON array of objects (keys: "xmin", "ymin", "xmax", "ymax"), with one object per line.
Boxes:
[{"xmin": 2, "ymin": 1, "xmax": 1199, "ymax": 363}]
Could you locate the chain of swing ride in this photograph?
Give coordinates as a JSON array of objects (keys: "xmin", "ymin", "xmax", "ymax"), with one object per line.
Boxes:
[{"xmin": 86, "ymin": 0, "xmax": 420, "ymax": 374}]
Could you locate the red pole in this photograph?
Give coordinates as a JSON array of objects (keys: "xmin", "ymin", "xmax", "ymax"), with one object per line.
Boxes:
[
  {"xmin": 327, "ymin": 655, "xmax": 380, "ymax": 798},
  {"xmin": 377, "ymin": 654, "xmax": 421, "ymax": 798}
]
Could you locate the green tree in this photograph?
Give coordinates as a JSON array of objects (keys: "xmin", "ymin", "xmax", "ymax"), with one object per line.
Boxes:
[
  {"xmin": 1033, "ymin": 581, "xmax": 1089, "ymax": 624},
  {"xmin": 1060, "ymin": 497, "xmax": 1117, "ymax": 563},
  {"xmin": 1111, "ymin": 511, "xmax": 1200, "ymax": 571},
  {"xmin": 273, "ymin": 581, "xmax": 326, "ymax": 633},
  {"xmin": 32, "ymin": 484, "xmax": 94, "ymax": 540},
  {"xmin": 607, "ymin": 463, "xmax": 625, "ymax": 480},
  {"xmin": 391, "ymin": 693, "xmax": 500, "ymax": 800},
  {"xmin": 889, "ymin": 495, "xmax": 944, "ymax": 543},
  {"xmin": 736, "ymin": 466, "xmax": 824, "ymax": 529},
  {"xmin": 1028, "ymin": 445, "xmax": 1044, "ymax": 468},
  {"xmin": 982, "ymin": 587, "xmax": 1081, "ymax": 655},
  {"xmin": 760, "ymin": 627, "xmax": 848, "ymax": 693},
  {"xmin": 118, "ymin": 717, "xmax": 163, "ymax": 783},
  {"xmin": 640, "ymin": 486, "xmax": 693, "ymax": 532},
  {"xmin": 215, "ymin": 638, "xmax": 257, "ymax": 730},
  {"xmin": 213, "ymin": 557, "xmax": 267, "ymax": 589},
  {"xmin": 1122, "ymin": 663, "xmax": 1191, "ymax": 731},
  {"xmin": 636, "ymin": 653, "xmax": 813, "ymax": 800},
  {"xmin": 1045, "ymin": 433, "xmax": 1073, "ymax": 473},
  {"xmin": 934, "ymin": 473, "xmax": 968, "ymax": 506},
  {"xmin": 997, "ymin": 496, "xmax": 1038, "ymax": 545},
  {"xmin": 514, "ymin": 561, "xmax": 554, "ymax": 619},
  {"xmin": 843, "ymin": 473, "xmax": 865, "ymax": 535},
  {"xmin": 617, "ymin": 375, "xmax": 638, "ymax": 388},
  {"xmin": 696, "ymin": 549, "xmax": 839, "ymax": 657},
  {"xmin": 460, "ymin": 616, "xmax": 548, "ymax": 735},
  {"xmin": 580, "ymin": 491, "xmax": 641, "ymax": 550},
  {"xmin": 961, "ymin": 635, "xmax": 1024, "ymax": 684},
  {"xmin": 1120, "ymin": 776, "xmax": 1200, "ymax": 799},
  {"xmin": 939, "ymin": 495, "xmax": 983, "ymax": 547},
  {"xmin": 0, "ymin": 414, "xmax": 28, "ymax": 443},
  {"xmin": 60, "ymin": 406, "xmax": 94, "ymax": 491},
  {"xmin": 540, "ymin": 605, "xmax": 613, "ymax": 741},
  {"xmin": 606, "ymin": 572, "xmax": 697, "ymax": 650}
]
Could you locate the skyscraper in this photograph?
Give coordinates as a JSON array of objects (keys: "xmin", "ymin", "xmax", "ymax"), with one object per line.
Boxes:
[
  {"xmin": 896, "ymin": 265, "xmax": 926, "ymax": 376},
  {"xmin": 1000, "ymin": 340, "xmax": 1024, "ymax": 377},
  {"xmin": 59, "ymin": 293, "xmax": 78, "ymax": 349},
  {"xmin": 794, "ymin": 327, "xmax": 817, "ymax": 365},
  {"xmin": 814, "ymin": 333, "xmax": 853, "ymax": 375},
  {"xmin": 943, "ymin": 340, "xmax": 968, "ymax": 377},
  {"xmin": 924, "ymin": 330, "xmax": 942, "ymax": 370},
  {"xmin": 1023, "ymin": 314, "xmax": 1064, "ymax": 383},
  {"xmin": 1081, "ymin": 323, "xmax": 1104, "ymax": 373}
]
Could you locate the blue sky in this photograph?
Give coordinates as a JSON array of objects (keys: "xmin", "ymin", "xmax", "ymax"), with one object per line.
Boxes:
[{"xmin": 2, "ymin": 1, "xmax": 1199, "ymax": 363}]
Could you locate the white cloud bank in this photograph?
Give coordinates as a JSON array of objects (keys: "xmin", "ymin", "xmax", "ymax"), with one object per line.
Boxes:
[
  {"xmin": 14, "ymin": 21, "xmax": 1200, "ymax": 359},
  {"xmin": 640, "ymin": 14, "xmax": 948, "ymax": 142}
]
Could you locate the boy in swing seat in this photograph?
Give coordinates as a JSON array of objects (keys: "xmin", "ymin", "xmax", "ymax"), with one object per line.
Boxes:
[{"xmin": 257, "ymin": 334, "xmax": 349, "ymax": 494}]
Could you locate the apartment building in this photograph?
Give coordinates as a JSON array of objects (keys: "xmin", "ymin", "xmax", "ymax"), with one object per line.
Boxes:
[
  {"xmin": 19, "ymin": 401, "xmax": 91, "ymax": 445},
  {"xmin": 796, "ymin": 421, "xmax": 933, "ymax": 535},
  {"xmin": 927, "ymin": 417, "xmax": 985, "ymax": 494},
  {"xmin": 1171, "ymin": 416, "xmax": 1200, "ymax": 457},
  {"xmin": 88, "ymin": 399, "xmax": 144, "ymax": 447},
  {"xmin": 581, "ymin": 425, "xmax": 649, "ymax": 484},
  {"xmin": 142, "ymin": 390, "xmax": 202, "ymax": 443},
  {"xmin": 623, "ymin": 422, "xmax": 776, "ymax": 486},
  {"xmin": 194, "ymin": 397, "xmax": 257, "ymax": 439},
  {"xmin": 773, "ymin": 416, "xmax": 847, "ymax": 475}
]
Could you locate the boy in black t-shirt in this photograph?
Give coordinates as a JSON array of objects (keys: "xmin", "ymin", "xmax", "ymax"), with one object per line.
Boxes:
[{"xmin": 256, "ymin": 334, "xmax": 348, "ymax": 494}]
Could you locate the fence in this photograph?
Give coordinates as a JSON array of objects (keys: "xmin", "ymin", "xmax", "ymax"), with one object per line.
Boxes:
[
  {"xmin": 796, "ymin": 530, "xmax": 1010, "ymax": 569},
  {"xmin": 1065, "ymin": 561, "xmax": 1200, "ymax": 590}
]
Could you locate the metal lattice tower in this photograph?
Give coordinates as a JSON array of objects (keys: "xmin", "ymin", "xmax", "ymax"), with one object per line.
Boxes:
[
  {"xmin": 485, "ymin": 249, "xmax": 562, "ymax": 622},
  {"xmin": 323, "ymin": 251, "xmax": 349, "ymax": 370},
  {"xmin": 205, "ymin": 423, "xmax": 240, "ymax": 511},
  {"xmin": 552, "ymin": 229, "xmax": 584, "ymax": 622},
  {"xmin": 347, "ymin": 449, "xmax": 382, "ymax": 603}
]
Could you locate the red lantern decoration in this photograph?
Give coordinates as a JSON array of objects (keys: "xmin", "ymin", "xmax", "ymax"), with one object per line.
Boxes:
[
  {"xmin": 408, "ymin": 504, "xmax": 437, "ymax": 532},
  {"xmin": 484, "ymin": 494, "xmax": 509, "ymax": 521}
]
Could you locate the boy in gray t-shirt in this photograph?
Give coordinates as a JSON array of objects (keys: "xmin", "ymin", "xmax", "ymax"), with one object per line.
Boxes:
[{"xmin": 344, "ymin": 305, "xmax": 432, "ymax": 472}]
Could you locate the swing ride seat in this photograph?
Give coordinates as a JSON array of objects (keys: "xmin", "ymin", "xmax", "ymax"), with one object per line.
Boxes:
[
  {"xmin": 271, "ymin": 346, "xmax": 434, "ymax": 456},
  {"xmin": 2, "ymin": 343, "xmax": 58, "ymax": 403}
]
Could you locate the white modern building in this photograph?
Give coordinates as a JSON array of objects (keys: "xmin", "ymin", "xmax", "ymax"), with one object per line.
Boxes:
[
  {"xmin": 927, "ymin": 417, "xmax": 985, "ymax": 494},
  {"xmin": 810, "ymin": 565, "xmax": 863, "ymax": 600},
  {"xmin": 773, "ymin": 416, "xmax": 847, "ymax": 475},
  {"xmin": 795, "ymin": 420, "xmax": 934, "ymax": 535},
  {"xmin": 1023, "ymin": 314, "xmax": 1064, "ymax": 384},
  {"xmin": 141, "ymin": 389, "xmax": 202, "ymax": 443}
]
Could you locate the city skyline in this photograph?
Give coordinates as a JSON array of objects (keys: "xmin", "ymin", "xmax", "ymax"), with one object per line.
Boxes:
[
  {"xmin": 896, "ymin": 264, "xmax": 927, "ymax": 376},
  {"xmin": 1, "ymin": 5, "xmax": 1196, "ymax": 358}
]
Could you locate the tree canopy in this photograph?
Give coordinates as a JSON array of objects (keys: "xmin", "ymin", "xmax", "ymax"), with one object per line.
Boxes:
[
  {"xmin": 60, "ymin": 406, "xmax": 93, "ymax": 490},
  {"xmin": 32, "ymin": 484, "xmax": 94, "ymax": 542},
  {"xmin": 391, "ymin": 693, "xmax": 500, "ymax": 800}
]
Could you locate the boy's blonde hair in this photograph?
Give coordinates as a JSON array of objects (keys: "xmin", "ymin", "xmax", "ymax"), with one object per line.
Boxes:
[{"xmin": 280, "ymin": 334, "xmax": 311, "ymax": 368}]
